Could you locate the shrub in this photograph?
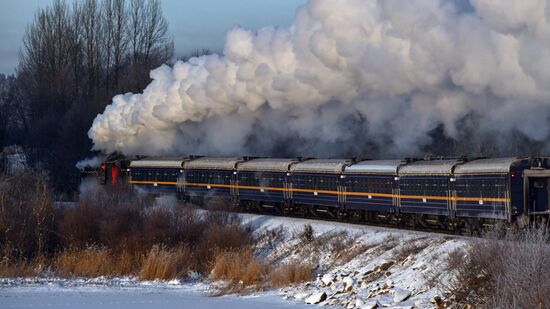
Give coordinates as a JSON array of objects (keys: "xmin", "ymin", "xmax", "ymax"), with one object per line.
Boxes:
[
  {"xmin": 56, "ymin": 246, "xmax": 113, "ymax": 277},
  {"xmin": 58, "ymin": 198, "xmax": 103, "ymax": 248},
  {"xmin": 211, "ymin": 249, "xmax": 268, "ymax": 286},
  {"xmin": 0, "ymin": 179, "xmax": 257, "ymax": 280},
  {"xmin": 139, "ymin": 245, "xmax": 188, "ymax": 281},
  {"xmin": 299, "ymin": 224, "xmax": 314, "ymax": 243},
  {"xmin": 0, "ymin": 169, "xmax": 56, "ymax": 261},
  {"xmin": 445, "ymin": 226, "xmax": 550, "ymax": 308},
  {"xmin": 269, "ymin": 263, "xmax": 313, "ymax": 287},
  {"xmin": 391, "ymin": 238, "xmax": 430, "ymax": 262},
  {"xmin": 0, "ymin": 259, "xmax": 42, "ymax": 277}
]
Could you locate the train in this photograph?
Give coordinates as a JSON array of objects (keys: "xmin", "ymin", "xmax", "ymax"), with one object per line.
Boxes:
[{"xmin": 91, "ymin": 154, "xmax": 550, "ymax": 232}]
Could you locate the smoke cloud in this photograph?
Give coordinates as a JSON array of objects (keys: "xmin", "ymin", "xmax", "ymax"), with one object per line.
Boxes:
[
  {"xmin": 76, "ymin": 156, "xmax": 102, "ymax": 170},
  {"xmin": 89, "ymin": 0, "xmax": 550, "ymax": 158}
]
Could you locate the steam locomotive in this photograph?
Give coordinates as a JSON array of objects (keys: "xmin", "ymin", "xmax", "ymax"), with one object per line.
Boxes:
[{"xmin": 93, "ymin": 154, "xmax": 550, "ymax": 231}]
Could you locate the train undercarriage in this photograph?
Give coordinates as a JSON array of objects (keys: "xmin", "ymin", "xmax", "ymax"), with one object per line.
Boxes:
[{"xmin": 182, "ymin": 195, "xmax": 544, "ymax": 236}]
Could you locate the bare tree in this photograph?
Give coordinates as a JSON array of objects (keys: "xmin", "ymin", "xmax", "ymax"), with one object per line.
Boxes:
[
  {"xmin": 127, "ymin": 0, "xmax": 173, "ymax": 90},
  {"xmin": 14, "ymin": 0, "xmax": 174, "ymax": 192}
]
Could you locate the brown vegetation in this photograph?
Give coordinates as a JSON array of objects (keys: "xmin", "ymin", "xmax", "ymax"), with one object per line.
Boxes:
[
  {"xmin": 139, "ymin": 245, "xmax": 188, "ymax": 281},
  {"xmin": 56, "ymin": 247, "xmax": 116, "ymax": 277},
  {"xmin": 211, "ymin": 250, "xmax": 268, "ymax": 286},
  {"xmin": 210, "ymin": 248, "xmax": 312, "ymax": 294},
  {"xmin": 0, "ymin": 170, "xmax": 56, "ymax": 262},
  {"xmin": 371, "ymin": 235, "xmax": 399, "ymax": 256},
  {"xmin": 0, "ymin": 173, "xmax": 257, "ymax": 283},
  {"xmin": 269, "ymin": 263, "xmax": 313, "ymax": 287},
  {"xmin": 444, "ymin": 226, "xmax": 550, "ymax": 309},
  {"xmin": 391, "ymin": 238, "xmax": 430, "ymax": 262},
  {"xmin": 298, "ymin": 224, "xmax": 315, "ymax": 243}
]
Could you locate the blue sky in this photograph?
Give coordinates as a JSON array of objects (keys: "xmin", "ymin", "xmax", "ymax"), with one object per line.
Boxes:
[{"xmin": 0, "ymin": 0, "xmax": 306, "ymax": 74}]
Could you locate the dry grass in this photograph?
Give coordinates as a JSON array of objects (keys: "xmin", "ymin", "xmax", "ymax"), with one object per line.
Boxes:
[
  {"xmin": 55, "ymin": 246, "xmax": 156, "ymax": 278},
  {"xmin": 444, "ymin": 226, "xmax": 550, "ymax": 308},
  {"xmin": 371, "ymin": 235, "xmax": 399, "ymax": 256},
  {"xmin": 255, "ymin": 226, "xmax": 287, "ymax": 250},
  {"xmin": 269, "ymin": 263, "xmax": 313, "ymax": 287},
  {"xmin": 210, "ymin": 247, "xmax": 313, "ymax": 293},
  {"xmin": 326, "ymin": 231, "xmax": 370, "ymax": 266},
  {"xmin": 391, "ymin": 238, "xmax": 430, "ymax": 262},
  {"xmin": 211, "ymin": 249, "xmax": 268, "ymax": 285},
  {"xmin": 139, "ymin": 245, "xmax": 188, "ymax": 280},
  {"xmin": 0, "ymin": 259, "xmax": 43, "ymax": 277},
  {"xmin": 56, "ymin": 247, "xmax": 114, "ymax": 277}
]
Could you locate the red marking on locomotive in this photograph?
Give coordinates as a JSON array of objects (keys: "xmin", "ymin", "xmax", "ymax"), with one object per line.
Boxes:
[{"xmin": 111, "ymin": 166, "xmax": 118, "ymax": 186}]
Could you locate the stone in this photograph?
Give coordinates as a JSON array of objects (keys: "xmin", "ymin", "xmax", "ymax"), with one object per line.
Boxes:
[
  {"xmin": 343, "ymin": 276, "xmax": 356, "ymax": 288},
  {"xmin": 355, "ymin": 298, "xmax": 365, "ymax": 307},
  {"xmin": 331, "ymin": 282, "xmax": 345, "ymax": 293},
  {"xmin": 379, "ymin": 260, "xmax": 395, "ymax": 271},
  {"xmin": 305, "ymin": 292, "xmax": 327, "ymax": 304},
  {"xmin": 294, "ymin": 292, "xmax": 309, "ymax": 300},
  {"xmin": 361, "ymin": 300, "xmax": 382, "ymax": 309},
  {"xmin": 393, "ymin": 289, "xmax": 411, "ymax": 303},
  {"xmin": 321, "ymin": 274, "xmax": 335, "ymax": 286}
]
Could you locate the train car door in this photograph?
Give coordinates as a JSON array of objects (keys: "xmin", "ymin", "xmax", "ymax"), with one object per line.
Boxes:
[{"xmin": 528, "ymin": 177, "xmax": 549, "ymax": 214}]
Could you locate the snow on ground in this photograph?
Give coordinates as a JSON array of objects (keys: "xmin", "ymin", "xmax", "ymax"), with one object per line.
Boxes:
[
  {"xmin": 1, "ymin": 213, "xmax": 469, "ymax": 309},
  {"xmin": 0, "ymin": 277, "xmax": 308, "ymax": 309},
  {"xmin": 239, "ymin": 213, "xmax": 468, "ymax": 308}
]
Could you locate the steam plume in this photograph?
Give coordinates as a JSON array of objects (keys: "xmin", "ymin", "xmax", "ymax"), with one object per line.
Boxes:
[{"xmin": 89, "ymin": 0, "xmax": 550, "ymax": 158}]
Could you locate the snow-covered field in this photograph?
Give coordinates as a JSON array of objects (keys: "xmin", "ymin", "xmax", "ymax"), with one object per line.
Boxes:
[
  {"xmin": 0, "ymin": 278, "xmax": 308, "ymax": 309},
  {"xmin": 1, "ymin": 213, "xmax": 468, "ymax": 309}
]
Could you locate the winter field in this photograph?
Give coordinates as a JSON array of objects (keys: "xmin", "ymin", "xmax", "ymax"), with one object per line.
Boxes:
[
  {"xmin": 0, "ymin": 279, "xmax": 308, "ymax": 309},
  {"xmin": 1, "ymin": 213, "xmax": 466, "ymax": 309}
]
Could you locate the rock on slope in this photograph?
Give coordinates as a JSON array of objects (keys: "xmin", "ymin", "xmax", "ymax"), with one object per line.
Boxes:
[{"xmin": 240, "ymin": 213, "xmax": 466, "ymax": 308}]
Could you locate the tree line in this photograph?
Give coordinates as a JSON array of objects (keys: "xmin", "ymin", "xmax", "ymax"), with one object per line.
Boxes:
[{"xmin": 0, "ymin": 0, "xmax": 174, "ymax": 194}]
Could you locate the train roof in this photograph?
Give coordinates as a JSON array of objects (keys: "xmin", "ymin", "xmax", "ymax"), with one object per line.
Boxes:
[
  {"xmin": 345, "ymin": 160, "xmax": 405, "ymax": 174},
  {"xmin": 291, "ymin": 159, "xmax": 352, "ymax": 174},
  {"xmin": 453, "ymin": 157, "xmax": 523, "ymax": 175},
  {"xmin": 183, "ymin": 157, "xmax": 243, "ymax": 170},
  {"xmin": 399, "ymin": 159, "xmax": 461, "ymax": 176},
  {"xmin": 237, "ymin": 158, "xmax": 300, "ymax": 172},
  {"xmin": 129, "ymin": 157, "xmax": 185, "ymax": 168}
]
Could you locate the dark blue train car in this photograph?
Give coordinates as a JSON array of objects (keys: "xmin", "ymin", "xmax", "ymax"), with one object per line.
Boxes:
[
  {"xmin": 289, "ymin": 159, "xmax": 351, "ymax": 209},
  {"xmin": 128, "ymin": 157, "xmax": 184, "ymax": 193},
  {"xmin": 452, "ymin": 158, "xmax": 527, "ymax": 220},
  {"xmin": 182, "ymin": 157, "xmax": 242, "ymax": 198},
  {"xmin": 398, "ymin": 160, "xmax": 458, "ymax": 216},
  {"xmin": 343, "ymin": 160, "xmax": 403, "ymax": 213},
  {"xmin": 235, "ymin": 158, "xmax": 299, "ymax": 204}
]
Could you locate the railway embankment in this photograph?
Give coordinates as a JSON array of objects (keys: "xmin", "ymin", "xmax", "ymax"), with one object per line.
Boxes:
[
  {"xmin": 232, "ymin": 212, "xmax": 466, "ymax": 308},
  {"xmin": 2, "ymin": 176, "xmax": 550, "ymax": 308}
]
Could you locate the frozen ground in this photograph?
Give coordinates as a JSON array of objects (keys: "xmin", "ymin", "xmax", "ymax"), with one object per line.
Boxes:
[
  {"xmin": 0, "ymin": 278, "xmax": 308, "ymax": 309},
  {"xmin": 1, "ymin": 213, "xmax": 469, "ymax": 308},
  {"xmin": 238, "ymin": 213, "xmax": 468, "ymax": 308}
]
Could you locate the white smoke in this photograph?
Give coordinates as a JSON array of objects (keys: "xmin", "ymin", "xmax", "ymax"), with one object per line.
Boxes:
[
  {"xmin": 89, "ymin": 0, "xmax": 550, "ymax": 157},
  {"xmin": 76, "ymin": 156, "xmax": 102, "ymax": 170}
]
